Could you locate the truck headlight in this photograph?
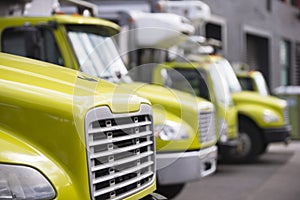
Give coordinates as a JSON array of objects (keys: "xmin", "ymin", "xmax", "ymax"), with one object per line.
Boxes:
[
  {"xmin": 219, "ymin": 118, "xmax": 228, "ymax": 143},
  {"xmin": 154, "ymin": 121, "xmax": 189, "ymax": 141},
  {"xmin": 0, "ymin": 164, "xmax": 56, "ymax": 200},
  {"xmin": 263, "ymin": 110, "xmax": 279, "ymax": 123}
]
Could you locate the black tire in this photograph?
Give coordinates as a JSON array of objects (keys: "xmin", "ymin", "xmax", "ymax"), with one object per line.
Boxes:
[
  {"xmin": 156, "ymin": 183, "xmax": 185, "ymax": 199},
  {"xmin": 259, "ymin": 142, "xmax": 269, "ymax": 154},
  {"xmin": 228, "ymin": 117, "xmax": 263, "ymax": 163}
]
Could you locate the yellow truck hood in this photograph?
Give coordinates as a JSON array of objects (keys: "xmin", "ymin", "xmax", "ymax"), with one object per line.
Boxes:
[
  {"xmin": 122, "ymin": 82, "xmax": 211, "ymax": 122},
  {"xmin": 121, "ymin": 82, "xmax": 215, "ymax": 150},
  {"xmin": 232, "ymin": 91, "xmax": 286, "ymax": 109},
  {"xmin": 0, "ymin": 53, "xmax": 149, "ymax": 113},
  {"xmin": 0, "ymin": 53, "xmax": 151, "ymax": 199}
]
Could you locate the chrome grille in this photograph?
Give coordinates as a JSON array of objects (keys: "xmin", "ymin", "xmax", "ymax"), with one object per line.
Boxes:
[
  {"xmin": 85, "ymin": 105, "xmax": 155, "ymax": 200},
  {"xmin": 283, "ymin": 106, "xmax": 289, "ymax": 125},
  {"xmin": 199, "ymin": 110, "xmax": 216, "ymax": 144}
]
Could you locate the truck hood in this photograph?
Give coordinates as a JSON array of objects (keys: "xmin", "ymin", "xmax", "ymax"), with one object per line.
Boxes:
[
  {"xmin": 121, "ymin": 82, "xmax": 213, "ymax": 140},
  {"xmin": 0, "ymin": 53, "xmax": 150, "ymax": 197},
  {"xmin": 0, "ymin": 53, "xmax": 149, "ymax": 114},
  {"xmin": 231, "ymin": 91, "xmax": 286, "ymax": 109},
  {"xmin": 122, "ymin": 82, "xmax": 212, "ymax": 114}
]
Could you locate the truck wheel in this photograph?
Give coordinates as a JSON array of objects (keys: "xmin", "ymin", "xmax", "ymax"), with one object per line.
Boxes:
[
  {"xmin": 156, "ymin": 183, "xmax": 185, "ymax": 199},
  {"xmin": 229, "ymin": 118, "xmax": 262, "ymax": 163},
  {"xmin": 259, "ymin": 143, "xmax": 269, "ymax": 154}
]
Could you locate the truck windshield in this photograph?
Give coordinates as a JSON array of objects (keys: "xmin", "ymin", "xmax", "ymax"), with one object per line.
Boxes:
[
  {"xmin": 66, "ymin": 25, "xmax": 128, "ymax": 80},
  {"xmin": 165, "ymin": 66, "xmax": 232, "ymax": 106},
  {"xmin": 166, "ymin": 68, "xmax": 210, "ymax": 100},
  {"xmin": 209, "ymin": 64, "xmax": 233, "ymax": 107},
  {"xmin": 238, "ymin": 77, "xmax": 254, "ymax": 91},
  {"xmin": 214, "ymin": 59, "xmax": 242, "ymax": 94}
]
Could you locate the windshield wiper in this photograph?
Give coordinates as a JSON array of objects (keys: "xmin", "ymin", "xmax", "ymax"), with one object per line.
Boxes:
[{"xmin": 100, "ymin": 75, "xmax": 114, "ymax": 80}]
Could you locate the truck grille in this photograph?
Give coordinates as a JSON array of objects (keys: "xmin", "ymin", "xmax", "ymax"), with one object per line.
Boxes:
[
  {"xmin": 199, "ymin": 110, "xmax": 215, "ymax": 144},
  {"xmin": 283, "ymin": 106, "xmax": 289, "ymax": 125},
  {"xmin": 85, "ymin": 105, "xmax": 155, "ymax": 200}
]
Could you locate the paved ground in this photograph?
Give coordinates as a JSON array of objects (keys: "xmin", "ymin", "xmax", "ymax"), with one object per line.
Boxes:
[{"xmin": 174, "ymin": 141, "xmax": 300, "ymax": 200}]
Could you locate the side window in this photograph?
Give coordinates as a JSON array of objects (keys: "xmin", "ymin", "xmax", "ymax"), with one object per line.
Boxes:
[
  {"xmin": 161, "ymin": 67, "xmax": 211, "ymax": 101},
  {"xmin": 161, "ymin": 68, "xmax": 195, "ymax": 96},
  {"xmin": 198, "ymin": 71, "xmax": 211, "ymax": 101},
  {"xmin": 2, "ymin": 28, "xmax": 27, "ymax": 57},
  {"xmin": 41, "ymin": 28, "xmax": 64, "ymax": 66},
  {"xmin": 1, "ymin": 27, "xmax": 64, "ymax": 66},
  {"xmin": 238, "ymin": 77, "xmax": 254, "ymax": 91}
]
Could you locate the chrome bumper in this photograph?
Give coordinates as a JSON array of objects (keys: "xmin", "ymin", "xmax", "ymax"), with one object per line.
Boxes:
[{"xmin": 157, "ymin": 146, "xmax": 218, "ymax": 185}]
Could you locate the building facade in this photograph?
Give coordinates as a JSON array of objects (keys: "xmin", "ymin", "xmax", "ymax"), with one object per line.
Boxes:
[{"xmin": 200, "ymin": 0, "xmax": 300, "ymax": 91}]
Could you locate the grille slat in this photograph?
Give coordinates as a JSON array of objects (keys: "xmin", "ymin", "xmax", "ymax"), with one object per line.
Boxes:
[
  {"xmin": 91, "ymin": 151, "xmax": 153, "ymax": 172},
  {"xmin": 283, "ymin": 106, "xmax": 289, "ymax": 125},
  {"xmin": 90, "ymin": 141, "xmax": 153, "ymax": 159},
  {"xmin": 94, "ymin": 171, "xmax": 154, "ymax": 198},
  {"xmin": 89, "ymin": 121, "xmax": 152, "ymax": 134},
  {"xmin": 93, "ymin": 160, "xmax": 154, "ymax": 184},
  {"xmin": 199, "ymin": 110, "xmax": 216, "ymax": 144},
  {"xmin": 89, "ymin": 130, "xmax": 152, "ymax": 147},
  {"xmin": 85, "ymin": 105, "xmax": 155, "ymax": 200}
]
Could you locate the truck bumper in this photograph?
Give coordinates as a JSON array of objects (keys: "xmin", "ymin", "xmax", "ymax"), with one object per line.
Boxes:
[
  {"xmin": 262, "ymin": 125, "xmax": 291, "ymax": 143},
  {"xmin": 141, "ymin": 193, "xmax": 167, "ymax": 200},
  {"xmin": 218, "ymin": 138, "xmax": 239, "ymax": 153},
  {"xmin": 156, "ymin": 146, "xmax": 217, "ymax": 185}
]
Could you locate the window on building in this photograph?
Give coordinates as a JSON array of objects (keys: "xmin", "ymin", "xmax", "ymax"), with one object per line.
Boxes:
[
  {"xmin": 267, "ymin": 0, "xmax": 272, "ymax": 11},
  {"xmin": 246, "ymin": 33, "xmax": 270, "ymax": 86},
  {"xmin": 280, "ymin": 0, "xmax": 300, "ymax": 8},
  {"xmin": 296, "ymin": 43, "xmax": 300, "ymax": 85},
  {"xmin": 205, "ymin": 23, "xmax": 222, "ymax": 42},
  {"xmin": 280, "ymin": 40, "xmax": 292, "ymax": 86},
  {"xmin": 1, "ymin": 27, "xmax": 64, "ymax": 66},
  {"xmin": 290, "ymin": 0, "xmax": 298, "ymax": 6}
]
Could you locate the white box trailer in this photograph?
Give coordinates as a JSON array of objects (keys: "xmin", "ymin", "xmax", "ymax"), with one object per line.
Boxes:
[
  {"xmin": 154, "ymin": 0, "xmax": 211, "ymax": 27},
  {"xmin": 122, "ymin": 11, "xmax": 195, "ymax": 49},
  {"xmin": 0, "ymin": 0, "xmax": 31, "ymax": 16},
  {"xmin": 115, "ymin": 10, "xmax": 195, "ymax": 82},
  {"xmin": 93, "ymin": 0, "xmax": 211, "ymax": 27}
]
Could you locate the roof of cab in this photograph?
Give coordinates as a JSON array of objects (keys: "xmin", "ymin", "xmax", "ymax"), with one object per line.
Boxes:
[{"xmin": 0, "ymin": 14, "xmax": 119, "ymax": 30}]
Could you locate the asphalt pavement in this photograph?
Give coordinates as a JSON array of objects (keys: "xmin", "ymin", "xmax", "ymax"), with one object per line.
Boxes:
[{"xmin": 174, "ymin": 141, "xmax": 300, "ymax": 200}]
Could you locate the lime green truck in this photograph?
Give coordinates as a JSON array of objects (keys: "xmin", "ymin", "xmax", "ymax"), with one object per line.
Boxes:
[
  {"xmin": 153, "ymin": 55, "xmax": 291, "ymax": 162},
  {"xmin": 233, "ymin": 65, "xmax": 270, "ymax": 96},
  {"xmin": 236, "ymin": 71, "xmax": 269, "ymax": 95},
  {"xmin": 0, "ymin": 53, "xmax": 162, "ymax": 199},
  {"xmin": 0, "ymin": 15, "xmax": 218, "ymax": 198},
  {"xmin": 153, "ymin": 58, "xmax": 238, "ymax": 161}
]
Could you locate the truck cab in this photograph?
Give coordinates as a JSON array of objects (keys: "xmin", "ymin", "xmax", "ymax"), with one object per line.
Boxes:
[
  {"xmin": 0, "ymin": 53, "xmax": 159, "ymax": 199},
  {"xmin": 116, "ymin": 12, "xmax": 238, "ymax": 161},
  {"xmin": 0, "ymin": 15, "xmax": 218, "ymax": 198},
  {"xmin": 232, "ymin": 63, "xmax": 270, "ymax": 96},
  {"xmin": 153, "ymin": 57, "xmax": 238, "ymax": 161},
  {"xmin": 236, "ymin": 70, "xmax": 269, "ymax": 96},
  {"xmin": 171, "ymin": 55, "xmax": 291, "ymax": 162},
  {"xmin": 219, "ymin": 57, "xmax": 291, "ymax": 161}
]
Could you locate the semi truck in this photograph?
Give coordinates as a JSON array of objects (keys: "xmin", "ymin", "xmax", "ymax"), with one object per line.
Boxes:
[
  {"xmin": 98, "ymin": 8, "xmax": 239, "ymax": 161},
  {"xmin": 117, "ymin": 4, "xmax": 291, "ymax": 162},
  {"xmin": 153, "ymin": 52, "xmax": 291, "ymax": 162},
  {"xmin": 0, "ymin": 14, "xmax": 218, "ymax": 198},
  {"xmin": 232, "ymin": 63, "xmax": 270, "ymax": 96},
  {"xmin": 0, "ymin": 52, "xmax": 162, "ymax": 199}
]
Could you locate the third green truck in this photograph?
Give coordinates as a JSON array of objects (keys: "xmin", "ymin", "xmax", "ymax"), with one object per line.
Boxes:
[{"xmin": 153, "ymin": 55, "xmax": 291, "ymax": 162}]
